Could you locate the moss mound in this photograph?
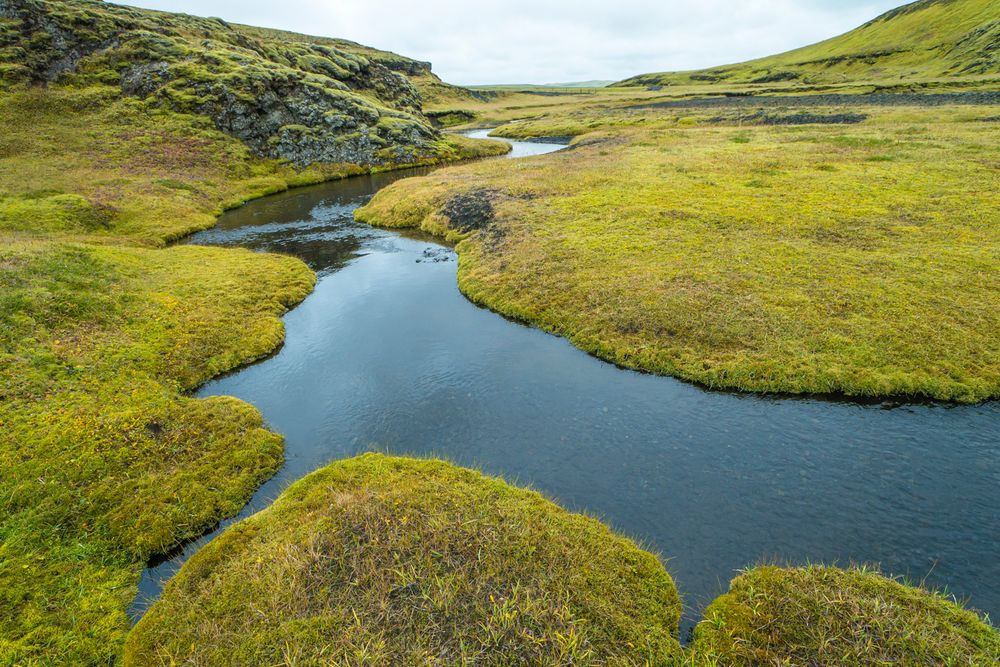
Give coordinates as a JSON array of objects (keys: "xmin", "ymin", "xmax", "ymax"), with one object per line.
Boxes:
[
  {"xmin": 125, "ymin": 454, "xmax": 683, "ymax": 666},
  {"xmin": 692, "ymin": 565, "xmax": 1000, "ymax": 666}
]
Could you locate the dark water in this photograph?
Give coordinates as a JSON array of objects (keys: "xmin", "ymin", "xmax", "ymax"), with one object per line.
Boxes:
[{"xmin": 134, "ymin": 132, "xmax": 1000, "ymax": 636}]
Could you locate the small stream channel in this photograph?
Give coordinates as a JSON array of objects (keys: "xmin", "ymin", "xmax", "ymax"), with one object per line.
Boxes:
[{"xmin": 132, "ymin": 130, "xmax": 1000, "ymax": 637}]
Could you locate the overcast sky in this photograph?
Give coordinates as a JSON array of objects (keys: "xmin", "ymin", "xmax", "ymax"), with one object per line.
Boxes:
[{"xmin": 120, "ymin": 0, "xmax": 907, "ymax": 85}]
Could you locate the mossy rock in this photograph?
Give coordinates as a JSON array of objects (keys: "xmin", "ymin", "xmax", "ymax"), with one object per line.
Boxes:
[
  {"xmin": 125, "ymin": 454, "xmax": 683, "ymax": 666},
  {"xmin": 691, "ymin": 565, "xmax": 1000, "ymax": 666}
]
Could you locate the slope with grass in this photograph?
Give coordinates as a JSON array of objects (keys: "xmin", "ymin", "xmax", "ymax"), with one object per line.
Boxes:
[
  {"xmin": 124, "ymin": 454, "xmax": 684, "ymax": 666},
  {"xmin": 618, "ymin": 0, "xmax": 1000, "ymax": 93},
  {"xmin": 357, "ymin": 105, "xmax": 1000, "ymax": 402},
  {"xmin": 0, "ymin": 2, "xmax": 505, "ymax": 664}
]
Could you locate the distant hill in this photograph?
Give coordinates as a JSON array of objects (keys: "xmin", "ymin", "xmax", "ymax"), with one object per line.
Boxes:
[
  {"xmin": 617, "ymin": 0, "xmax": 1000, "ymax": 90},
  {"xmin": 544, "ymin": 80, "xmax": 614, "ymax": 88},
  {"xmin": 469, "ymin": 82, "xmax": 613, "ymax": 91}
]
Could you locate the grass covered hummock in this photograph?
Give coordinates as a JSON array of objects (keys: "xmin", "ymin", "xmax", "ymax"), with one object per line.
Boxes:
[
  {"xmin": 691, "ymin": 565, "xmax": 1000, "ymax": 666},
  {"xmin": 125, "ymin": 454, "xmax": 684, "ymax": 666}
]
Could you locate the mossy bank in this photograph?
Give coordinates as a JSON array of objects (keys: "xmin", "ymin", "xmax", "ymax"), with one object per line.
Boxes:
[{"xmin": 0, "ymin": 1, "xmax": 503, "ymax": 664}]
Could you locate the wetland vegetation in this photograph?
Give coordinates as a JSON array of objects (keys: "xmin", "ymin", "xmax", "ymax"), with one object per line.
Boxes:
[
  {"xmin": 1, "ymin": 0, "xmax": 998, "ymax": 664},
  {"xmin": 0, "ymin": 1, "xmax": 501, "ymax": 662}
]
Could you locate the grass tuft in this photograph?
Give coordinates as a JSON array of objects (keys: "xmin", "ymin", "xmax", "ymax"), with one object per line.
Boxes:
[
  {"xmin": 125, "ymin": 454, "xmax": 684, "ymax": 666},
  {"xmin": 691, "ymin": 565, "xmax": 1000, "ymax": 666}
]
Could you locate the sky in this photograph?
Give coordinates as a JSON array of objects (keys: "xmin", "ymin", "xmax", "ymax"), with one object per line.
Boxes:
[{"xmin": 120, "ymin": 0, "xmax": 909, "ymax": 85}]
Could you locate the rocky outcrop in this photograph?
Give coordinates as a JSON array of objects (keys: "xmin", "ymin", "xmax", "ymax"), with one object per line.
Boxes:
[{"xmin": 0, "ymin": 0, "xmax": 450, "ymax": 166}]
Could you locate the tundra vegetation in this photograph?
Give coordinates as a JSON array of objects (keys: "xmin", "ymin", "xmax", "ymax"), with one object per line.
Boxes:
[{"xmin": 1, "ymin": 0, "xmax": 999, "ymax": 664}]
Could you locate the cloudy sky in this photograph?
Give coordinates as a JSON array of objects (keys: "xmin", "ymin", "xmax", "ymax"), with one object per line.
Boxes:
[{"xmin": 121, "ymin": 0, "xmax": 907, "ymax": 85}]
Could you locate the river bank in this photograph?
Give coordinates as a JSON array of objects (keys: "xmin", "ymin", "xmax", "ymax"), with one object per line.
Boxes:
[{"xmin": 122, "ymin": 131, "xmax": 1000, "ymax": 644}]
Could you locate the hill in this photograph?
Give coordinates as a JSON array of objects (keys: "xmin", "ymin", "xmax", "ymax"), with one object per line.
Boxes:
[
  {"xmin": 546, "ymin": 79, "xmax": 614, "ymax": 88},
  {"xmin": 617, "ymin": 0, "xmax": 1000, "ymax": 91},
  {"xmin": 0, "ymin": 0, "xmax": 480, "ymax": 166}
]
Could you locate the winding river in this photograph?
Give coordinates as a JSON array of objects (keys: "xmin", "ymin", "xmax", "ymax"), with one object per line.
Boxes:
[{"xmin": 133, "ymin": 131, "xmax": 1000, "ymax": 636}]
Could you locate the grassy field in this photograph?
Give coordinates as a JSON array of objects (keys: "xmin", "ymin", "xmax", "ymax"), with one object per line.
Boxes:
[
  {"xmin": 125, "ymin": 454, "xmax": 684, "ymax": 666},
  {"xmin": 0, "ymin": 78, "xmax": 505, "ymax": 666},
  {"xmin": 618, "ymin": 0, "xmax": 1000, "ymax": 93},
  {"xmin": 358, "ymin": 104, "xmax": 1000, "ymax": 402}
]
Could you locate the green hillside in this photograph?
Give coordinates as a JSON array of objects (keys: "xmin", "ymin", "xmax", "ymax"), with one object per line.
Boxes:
[{"xmin": 618, "ymin": 0, "xmax": 1000, "ymax": 91}]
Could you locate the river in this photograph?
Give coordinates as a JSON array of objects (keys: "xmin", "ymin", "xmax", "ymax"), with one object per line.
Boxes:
[{"xmin": 132, "ymin": 130, "xmax": 1000, "ymax": 636}]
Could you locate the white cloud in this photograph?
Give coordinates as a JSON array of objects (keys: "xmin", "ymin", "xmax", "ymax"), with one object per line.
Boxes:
[{"xmin": 118, "ymin": 0, "xmax": 907, "ymax": 84}]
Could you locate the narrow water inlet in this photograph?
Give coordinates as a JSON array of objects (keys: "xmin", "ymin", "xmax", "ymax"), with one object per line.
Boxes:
[{"xmin": 131, "ymin": 132, "xmax": 1000, "ymax": 638}]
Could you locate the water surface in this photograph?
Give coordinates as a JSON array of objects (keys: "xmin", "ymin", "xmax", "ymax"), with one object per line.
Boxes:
[{"xmin": 135, "ymin": 132, "xmax": 1000, "ymax": 636}]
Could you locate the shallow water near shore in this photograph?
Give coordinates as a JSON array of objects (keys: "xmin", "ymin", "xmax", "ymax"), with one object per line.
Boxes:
[{"xmin": 133, "ymin": 132, "xmax": 1000, "ymax": 637}]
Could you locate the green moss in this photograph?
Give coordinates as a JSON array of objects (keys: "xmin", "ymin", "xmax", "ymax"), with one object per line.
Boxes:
[
  {"xmin": 691, "ymin": 565, "xmax": 1000, "ymax": 666},
  {"xmin": 0, "ymin": 240, "xmax": 315, "ymax": 664},
  {"xmin": 125, "ymin": 454, "xmax": 683, "ymax": 666}
]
